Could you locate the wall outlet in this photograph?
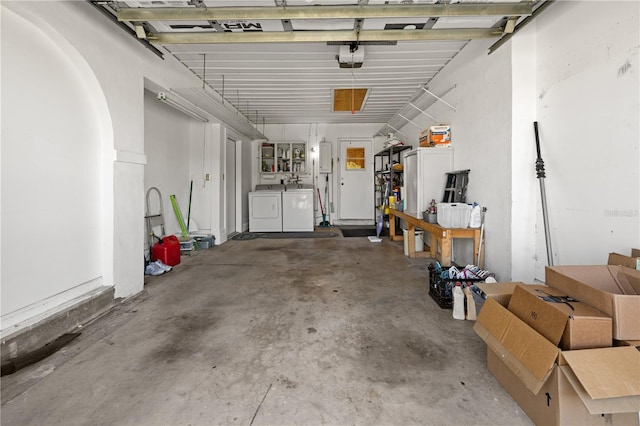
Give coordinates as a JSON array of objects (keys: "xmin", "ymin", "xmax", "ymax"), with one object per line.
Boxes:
[{"xmin": 205, "ymin": 173, "xmax": 211, "ymax": 181}]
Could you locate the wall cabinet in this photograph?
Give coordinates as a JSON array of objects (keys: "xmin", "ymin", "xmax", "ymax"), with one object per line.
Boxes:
[{"xmin": 260, "ymin": 142, "xmax": 307, "ymax": 174}]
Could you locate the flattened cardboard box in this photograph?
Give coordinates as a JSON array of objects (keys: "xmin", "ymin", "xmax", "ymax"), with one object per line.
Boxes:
[
  {"xmin": 475, "ymin": 300, "xmax": 640, "ymax": 425},
  {"xmin": 546, "ymin": 265, "xmax": 640, "ymax": 339},
  {"xmin": 487, "ymin": 347, "xmax": 640, "ymax": 426},
  {"xmin": 507, "ymin": 284, "xmax": 612, "ymax": 350}
]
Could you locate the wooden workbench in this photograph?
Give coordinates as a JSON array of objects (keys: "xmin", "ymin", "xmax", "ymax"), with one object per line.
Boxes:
[{"xmin": 388, "ymin": 208, "xmax": 483, "ymax": 267}]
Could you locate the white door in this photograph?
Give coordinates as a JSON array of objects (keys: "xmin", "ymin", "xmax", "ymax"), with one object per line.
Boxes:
[
  {"xmin": 226, "ymin": 139, "xmax": 237, "ymax": 237},
  {"xmin": 338, "ymin": 139, "xmax": 374, "ymax": 220}
]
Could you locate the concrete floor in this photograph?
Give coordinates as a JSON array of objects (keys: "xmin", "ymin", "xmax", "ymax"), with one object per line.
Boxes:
[{"xmin": 1, "ymin": 230, "xmax": 532, "ymax": 425}]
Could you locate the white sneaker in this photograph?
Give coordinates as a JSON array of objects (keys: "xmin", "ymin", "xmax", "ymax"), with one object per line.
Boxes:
[
  {"xmin": 154, "ymin": 260, "xmax": 172, "ymax": 272},
  {"xmin": 145, "ymin": 262, "xmax": 164, "ymax": 276}
]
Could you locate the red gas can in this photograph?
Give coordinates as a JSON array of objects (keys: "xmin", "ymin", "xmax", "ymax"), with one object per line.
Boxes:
[{"xmin": 152, "ymin": 235, "xmax": 181, "ymax": 266}]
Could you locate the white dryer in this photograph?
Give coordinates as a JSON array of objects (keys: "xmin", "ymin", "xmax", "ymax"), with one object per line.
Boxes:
[
  {"xmin": 249, "ymin": 184, "xmax": 285, "ymax": 232},
  {"xmin": 283, "ymin": 184, "xmax": 314, "ymax": 232}
]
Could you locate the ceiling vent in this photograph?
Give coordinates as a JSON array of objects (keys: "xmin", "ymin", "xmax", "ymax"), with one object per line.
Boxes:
[{"xmin": 337, "ymin": 45, "xmax": 365, "ymax": 69}]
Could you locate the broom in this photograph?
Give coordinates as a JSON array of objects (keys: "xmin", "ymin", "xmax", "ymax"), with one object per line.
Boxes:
[{"xmin": 317, "ymin": 188, "xmax": 330, "ymax": 227}]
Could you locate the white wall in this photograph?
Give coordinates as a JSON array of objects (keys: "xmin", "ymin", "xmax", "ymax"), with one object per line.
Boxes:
[
  {"xmin": 146, "ymin": 94, "xmax": 242, "ymax": 246},
  {"xmin": 396, "ymin": 1, "xmax": 639, "ymax": 282},
  {"xmin": 1, "ymin": 7, "xmax": 111, "ymax": 332},
  {"xmin": 510, "ymin": 23, "xmax": 538, "ymax": 282},
  {"xmin": 1, "ymin": 1, "xmax": 247, "ymax": 336},
  {"xmin": 396, "ymin": 39, "xmax": 514, "ymax": 281},
  {"xmin": 533, "ymin": 1, "xmax": 639, "ymax": 271},
  {"xmin": 144, "ymin": 89, "xmax": 193, "ymax": 243},
  {"xmin": 241, "ymin": 142, "xmax": 253, "ymax": 232}
]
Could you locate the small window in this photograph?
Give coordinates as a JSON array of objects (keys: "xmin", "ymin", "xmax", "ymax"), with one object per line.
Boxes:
[{"xmin": 346, "ymin": 147, "xmax": 365, "ymax": 170}]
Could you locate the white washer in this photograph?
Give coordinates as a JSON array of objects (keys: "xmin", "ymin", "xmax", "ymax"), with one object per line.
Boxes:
[
  {"xmin": 283, "ymin": 184, "xmax": 314, "ymax": 232},
  {"xmin": 249, "ymin": 184, "xmax": 285, "ymax": 232}
]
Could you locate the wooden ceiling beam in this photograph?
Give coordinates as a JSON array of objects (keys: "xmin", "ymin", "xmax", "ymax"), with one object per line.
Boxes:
[
  {"xmin": 118, "ymin": 3, "xmax": 532, "ymax": 21},
  {"xmin": 149, "ymin": 28, "xmax": 503, "ymax": 44}
]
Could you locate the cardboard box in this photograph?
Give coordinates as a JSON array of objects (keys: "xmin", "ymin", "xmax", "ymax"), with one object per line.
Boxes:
[
  {"xmin": 614, "ymin": 339, "xmax": 640, "ymax": 347},
  {"xmin": 474, "ymin": 299, "xmax": 560, "ymax": 394},
  {"xmin": 546, "ymin": 265, "xmax": 640, "ymax": 340},
  {"xmin": 418, "ymin": 129, "xmax": 430, "ymax": 147},
  {"xmin": 608, "ymin": 252, "xmax": 640, "ymax": 270},
  {"xmin": 420, "ymin": 125, "xmax": 451, "ymax": 147},
  {"xmin": 475, "ymin": 299, "xmax": 640, "ymax": 425},
  {"xmin": 475, "ymin": 282, "xmax": 517, "ymax": 307},
  {"xmin": 508, "ymin": 284, "xmax": 612, "ymax": 350},
  {"xmin": 469, "ymin": 282, "xmax": 518, "ymax": 318},
  {"xmin": 487, "ymin": 347, "xmax": 640, "ymax": 426},
  {"xmin": 428, "ymin": 125, "xmax": 451, "ymax": 146}
]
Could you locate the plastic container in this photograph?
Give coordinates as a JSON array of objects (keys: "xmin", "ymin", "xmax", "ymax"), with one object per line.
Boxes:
[
  {"xmin": 469, "ymin": 204, "xmax": 482, "ymax": 228},
  {"xmin": 179, "ymin": 238, "xmax": 195, "ymax": 254},
  {"xmin": 452, "ymin": 282, "xmax": 465, "ymax": 320},
  {"xmin": 152, "ymin": 235, "xmax": 181, "ymax": 266},
  {"xmin": 437, "ymin": 203, "xmax": 471, "ymax": 228},
  {"xmin": 191, "ymin": 234, "xmax": 215, "ymax": 250},
  {"xmin": 196, "ymin": 240, "xmax": 210, "ymax": 249},
  {"xmin": 403, "ymin": 228, "xmax": 424, "ymax": 255}
]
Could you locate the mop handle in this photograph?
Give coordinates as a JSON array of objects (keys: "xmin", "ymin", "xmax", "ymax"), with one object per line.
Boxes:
[{"xmin": 170, "ymin": 195, "xmax": 189, "ymax": 239}]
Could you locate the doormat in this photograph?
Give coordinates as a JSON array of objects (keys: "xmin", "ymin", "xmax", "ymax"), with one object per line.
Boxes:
[
  {"xmin": 340, "ymin": 227, "xmax": 379, "ymax": 238},
  {"xmin": 232, "ymin": 232, "xmax": 339, "ymax": 240}
]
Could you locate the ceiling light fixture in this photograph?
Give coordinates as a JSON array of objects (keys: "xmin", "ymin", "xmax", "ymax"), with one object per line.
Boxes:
[{"xmin": 157, "ymin": 92, "xmax": 209, "ymax": 122}]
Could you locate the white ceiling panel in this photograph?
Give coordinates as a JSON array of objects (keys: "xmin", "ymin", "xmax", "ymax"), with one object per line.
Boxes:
[
  {"xmin": 100, "ymin": 0, "xmax": 539, "ymax": 126},
  {"xmin": 432, "ymin": 16, "xmax": 503, "ymax": 29}
]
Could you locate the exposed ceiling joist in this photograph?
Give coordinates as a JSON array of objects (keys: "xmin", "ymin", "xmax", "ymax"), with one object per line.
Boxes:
[
  {"xmin": 150, "ymin": 28, "xmax": 503, "ymax": 44},
  {"xmin": 118, "ymin": 3, "xmax": 533, "ymax": 22}
]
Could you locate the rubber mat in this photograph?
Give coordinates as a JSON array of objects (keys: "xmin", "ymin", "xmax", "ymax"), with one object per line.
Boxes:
[{"xmin": 232, "ymin": 232, "xmax": 338, "ymax": 240}]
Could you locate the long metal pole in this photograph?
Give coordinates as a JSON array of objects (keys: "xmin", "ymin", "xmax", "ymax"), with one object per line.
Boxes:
[{"xmin": 534, "ymin": 122, "xmax": 553, "ymax": 266}]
